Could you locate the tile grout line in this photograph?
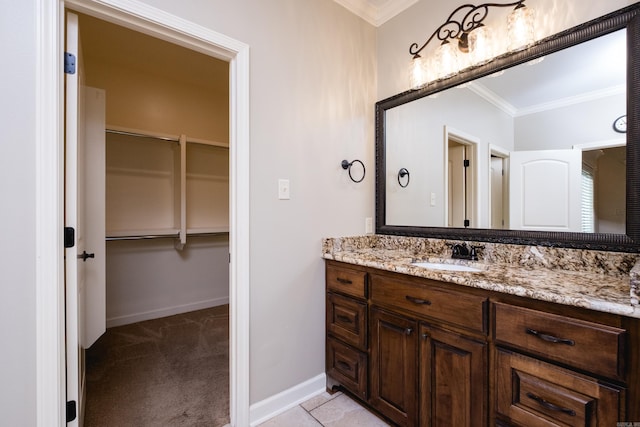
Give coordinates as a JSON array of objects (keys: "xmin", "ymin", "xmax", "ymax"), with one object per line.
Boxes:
[{"xmin": 300, "ymin": 391, "xmax": 344, "ymax": 426}]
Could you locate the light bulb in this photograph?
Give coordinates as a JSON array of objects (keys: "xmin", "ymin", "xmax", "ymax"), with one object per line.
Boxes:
[
  {"xmin": 434, "ymin": 40, "xmax": 459, "ymax": 79},
  {"xmin": 507, "ymin": 5, "xmax": 535, "ymax": 52},
  {"xmin": 468, "ymin": 25, "xmax": 495, "ymax": 65},
  {"xmin": 409, "ymin": 55, "xmax": 427, "ymax": 89}
]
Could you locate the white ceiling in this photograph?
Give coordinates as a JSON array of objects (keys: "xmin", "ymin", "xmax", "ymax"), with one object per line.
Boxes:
[
  {"xmin": 333, "ymin": 0, "xmax": 417, "ymax": 26},
  {"xmin": 469, "ymin": 29, "xmax": 626, "ymax": 117}
]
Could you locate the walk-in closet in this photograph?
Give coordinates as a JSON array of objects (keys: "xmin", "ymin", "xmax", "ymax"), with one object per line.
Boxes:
[{"xmin": 74, "ymin": 12, "xmax": 231, "ymax": 426}]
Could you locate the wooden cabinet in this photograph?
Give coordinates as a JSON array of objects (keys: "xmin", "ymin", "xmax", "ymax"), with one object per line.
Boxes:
[
  {"xmin": 496, "ymin": 349, "xmax": 623, "ymax": 426},
  {"xmin": 420, "ymin": 324, "xmax": 487, "ymax": 427},
  {"xmin": 370, "ymin": 307, "xmax": 418, "ymax": 427},
  {"xmin": 493, "ymin": 302, "xmax": 628, "ymax": 426},
  {"xmin": 368, "ymin": 271, "xmax": 489, "ymax": 426},
  {"xmin": 324, "ymin": 260, "xmax": 639, "ymax": 426},
  {"xmin": 326, "ymin": 263, "xmax": 369, "ymax": 400},
  {"xmin": 326, "ymin": 337, "xmax": 368, "ymax": 399},
  {"xmin": 494, "ymin": 302, "xmax": 626, "ymax": 381},
  {"xmin": 369, "ymin": 274, "xmax": 487, "ymax": 334}
]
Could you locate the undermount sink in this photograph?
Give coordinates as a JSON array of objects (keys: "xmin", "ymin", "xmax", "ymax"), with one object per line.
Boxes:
[{"xmin": 411, "ymin": 261, "xmax": 484, "ymax": 273}]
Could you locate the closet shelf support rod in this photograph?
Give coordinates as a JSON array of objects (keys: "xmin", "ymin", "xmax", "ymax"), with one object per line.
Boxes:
[{"xmin": 106, "ymin": 128, "xmax": 180, "ymax": 143}]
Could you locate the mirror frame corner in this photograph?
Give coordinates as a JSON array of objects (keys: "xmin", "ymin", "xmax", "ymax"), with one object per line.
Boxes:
[{"xmin": 376, "ymin": 3, "xmax": 640, "ymax": 252}]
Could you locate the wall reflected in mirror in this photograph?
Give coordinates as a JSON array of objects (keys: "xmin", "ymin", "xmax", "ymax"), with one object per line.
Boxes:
[{"xmin": 385, "ymin": 29, "xmax": 626, "ymax": 233}]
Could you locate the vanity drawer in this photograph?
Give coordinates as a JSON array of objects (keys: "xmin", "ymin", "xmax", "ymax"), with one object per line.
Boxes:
[
  {"xmin": 496, "ymin": 349, "xmax": 623, "ymax": 426},
  {"xmin": 326, "ymin": 264, "xmax": 367, "ymax": 299},
  {"xmin": 493, "ymin": 302, "xmax": 626, "ymax": 380},
  {"xmin": 326, "ymin": 337, "xmax": 368, "ymax": 400},
  {"xmin": 327, "ymin": 292, "xmax": 367, "ymax": 350},
  {"xmin": 370, "ymin": 274, "xmax": 487, "ymax": 334}
]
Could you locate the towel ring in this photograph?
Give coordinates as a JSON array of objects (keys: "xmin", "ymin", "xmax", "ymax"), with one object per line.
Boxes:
[
  {"xmin": 341, "ymin": 159, "xmax": 366, "ymax": 183},
  {"xmin": 398, "ymin": 168, "xmax": 410, "ymax": 188}
]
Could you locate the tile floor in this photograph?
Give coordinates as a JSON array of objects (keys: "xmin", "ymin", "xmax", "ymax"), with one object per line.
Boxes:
[{"xmin": 257, "ymin": 391, "xmax": 391, "ymax": 427}]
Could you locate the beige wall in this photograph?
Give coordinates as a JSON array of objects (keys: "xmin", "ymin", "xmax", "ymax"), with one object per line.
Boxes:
[
  {"xmin": 79, "ymin": 13, "xmax": 230, "ymax": 142},
  {"xmin": 0, "ymin": 0, "xmax": 635, "ymax": 424},
  {"xmin": 133, "ymin": 0, "xmax": 378, "ymax": 405},
  {"xmin": 0, "ymin": 1, "xmax": 37, "ymax": 425}
]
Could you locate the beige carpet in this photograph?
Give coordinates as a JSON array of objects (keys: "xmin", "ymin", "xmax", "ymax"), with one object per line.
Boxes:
[{"xmin": 84, "ymin": 306, "xmax": 230, "ymax": 427}]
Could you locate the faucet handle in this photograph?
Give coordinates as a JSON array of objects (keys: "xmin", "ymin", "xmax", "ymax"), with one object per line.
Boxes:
[{"xmin": 469, "ymin": 245, "xmax": 484, "ymax": 261}]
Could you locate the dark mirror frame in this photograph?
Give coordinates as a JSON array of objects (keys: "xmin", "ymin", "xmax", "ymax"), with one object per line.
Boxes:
[{"xmin": 376, "ymin": 4, "xmax": 640, "ymax": 252}]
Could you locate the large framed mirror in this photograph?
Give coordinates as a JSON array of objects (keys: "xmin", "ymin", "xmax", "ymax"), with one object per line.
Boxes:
[{"xmin": 376, "ymin": 4, "xmax": 640, "ymax": 252}]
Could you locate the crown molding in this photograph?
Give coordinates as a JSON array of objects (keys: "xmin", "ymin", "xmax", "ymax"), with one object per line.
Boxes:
[{"xmin": 333, "ymin": 0, "xmax": 418, "ymax": 26}]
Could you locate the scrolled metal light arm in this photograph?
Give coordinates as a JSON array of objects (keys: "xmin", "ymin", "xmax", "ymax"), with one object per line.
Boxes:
[{"xmin": 409, "ymin": 0, "xmax": 526, "ymax": 57}]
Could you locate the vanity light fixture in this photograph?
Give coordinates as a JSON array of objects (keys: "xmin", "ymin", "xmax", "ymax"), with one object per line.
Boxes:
[{"xmin": 409, "ymin": 0, "xmax": 535, "ymax": 89}]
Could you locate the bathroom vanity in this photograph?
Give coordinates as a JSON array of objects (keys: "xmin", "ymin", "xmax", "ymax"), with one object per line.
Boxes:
[{"xmin": 323, "ymin": 236, "xmax": 640, "ymax": 426}]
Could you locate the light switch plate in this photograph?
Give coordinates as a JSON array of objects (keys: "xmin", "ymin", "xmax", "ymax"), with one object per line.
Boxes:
[{"xmin": 278, "ymin": 179, "xmax": 290, "ymax": 200}]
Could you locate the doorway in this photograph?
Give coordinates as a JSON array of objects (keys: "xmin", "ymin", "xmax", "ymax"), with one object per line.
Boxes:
[
  {"xmin": 45, "ymin": 1, "xmax": 251, "ymax": 426},
  {"xmin": 489, "ymin": 145, "xmax": 509, "ymax": 230},
  {"xmin": 71, "ymin": 10, "xmax": 231, "ymax": 425},
  {"xmin": 445, "ymin": 127, "xmax": 479, "ymax": 228},
  {"xmin": 581, "ymin": 145, "xmax": 626, "ymax": 234}
]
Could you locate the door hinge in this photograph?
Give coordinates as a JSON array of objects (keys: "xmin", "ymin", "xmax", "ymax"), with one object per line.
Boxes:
[
  {"xmin": 64, "ymin": 227, "xmax": 75, "ymax": 248},
  {"xmin": 66, "ymin": 400, "xmax": 77, "ymax": 422},
  {"xmin": 464, "ymin": 219, "xmax": 470, "ymax": 227},
  {"xmin": 64, "ymin": 52, "xmax": 76, "ymax": 74},
  {"xmin": 463, "ymin": 159, "xmax": 470, "ymax": 168}
]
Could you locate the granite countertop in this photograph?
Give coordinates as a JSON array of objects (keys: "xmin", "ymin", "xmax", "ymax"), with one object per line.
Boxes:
[{"xmin": 322, "ymin": 235, "xmax": 640, "ymax": 319}]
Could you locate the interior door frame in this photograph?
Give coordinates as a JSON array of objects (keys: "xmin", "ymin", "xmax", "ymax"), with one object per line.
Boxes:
[
  {"xmin": 489, "ymin": 144, "xmax": 510, "ymax": 230},
  {"xmin": 443, "ymin": 126, "xmax": 480, "ymax": 228},
  {"xmin": 34, "ymin": 0, "xmax": 251, "ymax": 426}
]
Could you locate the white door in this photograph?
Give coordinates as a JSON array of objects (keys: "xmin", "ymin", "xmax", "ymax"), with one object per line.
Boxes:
[
  {"xmin": 65, "ymin": 12, "xmax": 106, "ymax": 425},
  {"xmin": 83, "ymin": 86, "xmax": 106, "ymax": 347},
  {"xmin": 490, "ymin": 156, "xmax": 504, "ymax": 229},
  {"xmin": 509, "ymin": 149, "xmax": 582, "ymax": 231},
  {"xmin": 448, "ymin": 144, "xmax": 466, "ymax": 227}
]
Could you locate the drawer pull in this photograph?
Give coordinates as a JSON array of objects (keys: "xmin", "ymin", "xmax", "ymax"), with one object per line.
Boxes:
[
  {"xmin": 337, "ymin": 360, "xmax": 352, "ymax": 371},
  {"xmin": 405, "ymin": 295, "xmax": 432, "ymax": 305},
  {"xmin": 336, "ymin": 277, "xmax": 353, "ymax": 285},
  {"xmin": 526, "ymin": 392, "xmax": 576, "ymax": 416},
  {"xmin": 336, "ymin": 314, "xmax": 353, "ymax": 324},
  {"xmin": 526, "ymin": 328, "xmax": 575, "ymax": 346}
]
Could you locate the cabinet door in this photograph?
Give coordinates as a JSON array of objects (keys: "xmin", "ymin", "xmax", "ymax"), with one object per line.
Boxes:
[
  {"xmin": 370, "ymin": 307, "xmax": 418, "ymax": 427},
  {"xmin": 420, "ymin": 324, "xmax": 487, "ymax": 427}
]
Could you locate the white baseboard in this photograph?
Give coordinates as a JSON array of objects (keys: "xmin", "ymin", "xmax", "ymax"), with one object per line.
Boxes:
[
  {"xmin": 249, "ymin": 373, "xmax": 326, "ymax": 426},
  {"xmin": 106, "ymin": 296, "xmax": 229, "ymax": 328}
]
